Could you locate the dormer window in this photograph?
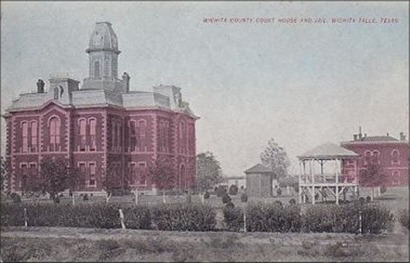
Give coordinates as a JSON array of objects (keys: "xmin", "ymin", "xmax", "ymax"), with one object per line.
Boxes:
[{"xmin": 54, "ymin": 87, "xmax": 59, "ymax": 99}]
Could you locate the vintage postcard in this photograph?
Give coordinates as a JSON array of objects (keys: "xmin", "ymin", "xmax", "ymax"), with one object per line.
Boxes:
[{"xmin": 0, "ymin": 1, "xmax": 408, "ymax": 262}]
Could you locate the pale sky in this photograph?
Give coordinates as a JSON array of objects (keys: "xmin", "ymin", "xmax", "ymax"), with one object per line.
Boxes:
[{"xmin": 1, "ymin": 1, "xmax": 408, "ymax": 177}]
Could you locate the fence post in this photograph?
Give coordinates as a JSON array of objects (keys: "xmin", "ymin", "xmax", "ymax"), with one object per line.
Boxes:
[
  {"xmin": 23, "ymin": 208, "xmax": 28, "ymax": 227},
  {"xmin": 72, "ymin": 193, "xmax": 75, "ymax": 206},
  {"xmin": 162, "ymin": 192, "xmax": 166, "ymax": 204},
  {"xmin": 201, "ymin": 193, "xmax": 205, "ymax": 204},
  {"xmin": 243, "ymin": 207, "xmax": 247, "ymax": 233},
  {"xmin": 359, "ymin": 210, "xmax": 362, "ymax": 234},
  {"xmin": 119, "ymin": 209, "xmax": 126, "ymax": 229}
]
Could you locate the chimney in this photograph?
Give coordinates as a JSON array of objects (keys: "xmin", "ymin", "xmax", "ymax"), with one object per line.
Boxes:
[
  {"xmin": 122, "ymin": 72, "xmax": 130, "ymax": 92},
  {"xmin": 37, "ymin": 79, "xmax": 45, "ymax": 93},
  {"xmin": 353, "ymin": 134, "xmax": 358, "ymax": 141},
  {"xmin": 400, "ymin": 132, "xmax": 406, "ymax": 141},
  {"xmin": 359, "ymin": 126, "xmax": 363, "ymax": 139}
]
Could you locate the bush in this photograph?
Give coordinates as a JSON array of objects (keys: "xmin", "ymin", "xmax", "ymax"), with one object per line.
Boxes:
[
  {"xmin": 380, "ymin": 185, "xmax": 387, "ymax": 194},
  {"xmin": 276, "ymin": 188, "xmax": 282, "ymax": 196},
  {"xmin": 240, "ymin": 193, "xmax": 248, "ymax": 203},
  {"xmin": 83, "ymin": 194, "xmax": 89, "ymax": 201},
  {"xmin": 225, "ymin": 201, "xmax": 235, "ymax": 209},
  {"xmin": 221, "ymin": 193, "xmax": 231, "ymax": 204},
  {"xmin": 10, "ymin": 193, "xmax": 21, "ymax": 204},
  {"xmin": 123, "ymin": 206, "xmax": 152, "ymax": 230},
  {"xmin": 303, "ymin": 204, "xmax": 359, "ymax": 233},
  {"xmin": 216, "ymin": 186, "xmax": 227, "ymax": 197},
  {"xmin": 228, "ymin": 185, "xmax": 238, "ymax": 195},
  {"xmin": 0, "ymin": 203, "xmax": 152, "ymax": 230},
  {"xmin": 289, "ymin": 198, "xmax": 297, "ymax": 205},
  {"xmin": 361, "ymin": 204, "xmax": 393, "ymax": 234},
  {"xmin": 398, "ymin": 209, "xmax": 409, "ymax": 230},
  {"xmin": 204, "ymin": 191, "xmax": 210, "ymax": 200},
  {"xmin": 151, "ymin": 204, "xmax": 216, "ymax": 231},
  {"xmin": 241, "ymin": 203, "xmax": 302, "ymax": 232},
  {"xmin": 303, "ymin": 203, "xmax": 393, "ymax": 234},
  {"xmin": 223, "ymin": 207, "xmax": 244, "ymax": 231},
  {"xmin": 366, "ymin": 196, "xmax": 371, "ymax": 203}
]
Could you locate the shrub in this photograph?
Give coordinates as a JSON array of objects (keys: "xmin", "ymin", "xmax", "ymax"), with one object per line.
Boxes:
[
  {"xmin": 244, "ymin": 203, "xmax": 302, "ymax": 232},
  {"xmin": 361, "ymin": 204, "xmax": 393, "ymax": 234},
  {"xmin": 289, "ymin": 198, "xmax": 297, "ymax": 206},
  {"xmin": 151, "ymin": 204, "xmax": 216, "ymax": 231},
  {"xmin": 216, "ymin": 186, "xmax": 227, "ymax": 197},
  {"xmin": 366, "ymin": 196, "xmax": 371, "ymax": 203},
  {"xmin": 204, "ymin": 191, "xmax": 210, "ymax": 200},
  {"xmin": 83, "ymin": 194, "xmax": 89, "ymax": 201},
  {"xmin": 123, "ymin": 206, "xmax": 152, "ymax": 230},
  {"xmin": 240, "ymin": 193, "xmax": 248, "ymax": 203},
  {"xmin": 303, "ymin": 203, "xmax": 392, "ymax": 234},
  {"xmin": 10, "ymin": 193, "xmax": 21, "ymax": 204},
  {"xmin": 276, "ymin": 188, "xmax": 282, "ymax": 196},
  {"xmin": 1, "ymin": 203, "xmax": 153, "ymax": 230},
  {"xmin": 223, "ymin": 206, "xmax": 244, "ymax": 231},
  {"xmin": 0, "ymin": 203, "xmax": 25, "ymax": 226},
  {"xmin": 221, "ymin": 193, "xmax": 231, "ymax": 204},
  {"xmin": 225, "ymin": 201, "xmax": 235, "ymax": 209},
  {"xmin": 228, "ymin": 185, "xmax": 238, "ymax": 195},
  {"xmin": 398, "ymin": 209, "xmax": 409, "ymax": 230},
  {"xmin": 380, "ymin": 185, "xmax": 387, "ymax": 194}
]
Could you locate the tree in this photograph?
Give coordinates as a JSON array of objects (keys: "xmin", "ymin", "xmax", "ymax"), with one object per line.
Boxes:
[
  {"xmin": 260, "ymin": 138, "xmax": 290, "ymax": 179},
  {"xmin": 196, "ymin": 151, "xmax": 223, "ymax": 193},
  {"xmin": 149, "ymin": 156, "xmax": 175, "ymax": 193},
  {"xmin": 359, "ymin": 161, "xmax": 388, "ymax": 201},
  {"xmin": 0, "ymin": 156, "xmax": 9, "ymax": 193},
  {"xmin": 39, "ymin": 157, "xmax": 82, "ymax": 203},
  {"xmin": 102, "ymin": 163, "xmax": 124, "ymax": 203}
]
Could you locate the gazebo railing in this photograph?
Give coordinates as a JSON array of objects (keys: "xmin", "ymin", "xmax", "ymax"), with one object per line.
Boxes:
[{"xmin": 300, "ymin": 173, "xmax": 357, "ymax": 184}]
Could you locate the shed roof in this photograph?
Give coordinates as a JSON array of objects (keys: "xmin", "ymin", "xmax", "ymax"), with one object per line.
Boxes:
[
  {"xmin": 298, "ymin": 142, "xmax": 359, "ymax": 160},
  {"xmin": 244, "ymin": 163, "xmax": 273, "ymax": 174}
]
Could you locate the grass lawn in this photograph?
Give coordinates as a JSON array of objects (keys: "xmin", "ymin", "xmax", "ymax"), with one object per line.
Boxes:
[{"xmin": 1, "ymin": 226, "xmax": 409, "ymax": 262}]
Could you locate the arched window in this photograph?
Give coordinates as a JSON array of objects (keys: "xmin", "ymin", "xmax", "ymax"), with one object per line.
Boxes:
[
  {"xmin": 49, "ymin": 117, "xmax": 60, "ymax": 151},
  {"xmin": 22, "ymin": 122, "xmax": 28, "ymax": 152},
  {"xmin": 54, "ymin": 87, "xmax": 59, "ymax": 99},
  {"xmin": 364, "ymin": 150, "xmax": 372, "ymax": 165},
  {"xmin": 30, "ymin": 121, "xmax": 38, "ymax": 152},
  {"xmin": 372, "ymin": 150, "xmax": 380, "ymax": 164},
  {"xmin": 391, "ymin": 149, "xmax": 400, "ymax": 165},
  {"xmin": 94, "ymin": 61, "xmax": 100, "ymax": 79},
  {"xmin": 89, "ymin": 118, "xmax": 96, "ymax": 151}
]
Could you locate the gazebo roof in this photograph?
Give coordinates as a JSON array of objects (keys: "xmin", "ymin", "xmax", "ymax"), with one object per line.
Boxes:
[
  {"xmin": 244, "ymin": 163, "xmax": 273, "ymax": 174},
  {"xmin": 298, "ymin": 142, "xmax": 359, "ymax": 160}
]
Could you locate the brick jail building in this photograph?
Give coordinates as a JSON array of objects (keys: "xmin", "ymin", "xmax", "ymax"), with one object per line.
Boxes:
[
  {"xmin": 3, "ymin": 22, "xmax": 198, "ymax": 194},
  {"xmin": 341, "ymin": 129, "xmax": 409, "ymax": 187}
]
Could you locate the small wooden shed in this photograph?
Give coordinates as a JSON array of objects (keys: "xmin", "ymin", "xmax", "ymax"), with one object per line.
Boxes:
[{"xmin": 244, "ymin": 163, "xmax": 275, "ymax": 197}]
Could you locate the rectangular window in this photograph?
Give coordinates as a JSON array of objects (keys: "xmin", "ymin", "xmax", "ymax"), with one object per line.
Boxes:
[
  {"xmin": 129, "ymin": 163, "xmax": 136, "ymax": 185},
  {"xmin": 20, "ymin": 164, "xmax": 28, "ymax": 189},
  {"xmin": 138, "ymin": 162, "xmax": 146, "ymax": 186},
  {"xmin": 89, "ymin": 163, "xmax": 96, "ymax": 187},
  {"xmin": 30, "ymin": 122, "xmax": 38, "ymax": 152}
]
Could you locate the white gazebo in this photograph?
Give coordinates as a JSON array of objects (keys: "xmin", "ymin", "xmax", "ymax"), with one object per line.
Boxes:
[{"xmin": 298, "ymin": 142, "xmax": 360, "ymax": 205}]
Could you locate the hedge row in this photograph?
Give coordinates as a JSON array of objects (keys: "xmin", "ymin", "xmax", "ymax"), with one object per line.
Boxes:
[
  {"xmin": 0, "ymin": 203, "xmax": 215, "ymax": 231},
  {"xmin": 1, "ymin": 202, "xmax": 392, "ymax": 234},
  {"xmin": 224, "ymin": 202, "xmax": 393, "ymax": 234}
]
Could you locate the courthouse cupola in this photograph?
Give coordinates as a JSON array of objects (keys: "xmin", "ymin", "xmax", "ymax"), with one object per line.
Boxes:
[
  {"xmin": 86, "ymin": 22, "xmax": 120, "ymax": 54},
  {"xmin": 82, "ymin": 22, "xmax": 125, "ymax": 91}
]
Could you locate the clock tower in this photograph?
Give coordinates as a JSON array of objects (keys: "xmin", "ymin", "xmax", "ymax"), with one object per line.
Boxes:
[{"xmin": 82, "ymin": 22, "xmax": 125, "ymax": 91}]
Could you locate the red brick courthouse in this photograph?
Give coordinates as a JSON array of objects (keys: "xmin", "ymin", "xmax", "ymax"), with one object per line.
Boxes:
[{"xmin": 4, "ymin": 22, "xmax": 198, "ymax": 194}]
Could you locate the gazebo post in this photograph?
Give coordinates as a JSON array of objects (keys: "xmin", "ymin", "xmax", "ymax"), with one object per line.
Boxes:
[
  {"xmin": 299, "ymin": 161, "xmax": 302, "ymax": 204},
  {"xmin": 312, "ymin": 159, "xmax": 315, "ymax": 204},
  {"xmin": 335, "ymin": 158, "xmax": 339, "ymax": 205}
]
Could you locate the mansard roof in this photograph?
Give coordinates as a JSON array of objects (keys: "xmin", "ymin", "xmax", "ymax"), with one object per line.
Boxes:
[{"xmin": 6, "ymin": 82, "xmax": 198, "ymax": 118}]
